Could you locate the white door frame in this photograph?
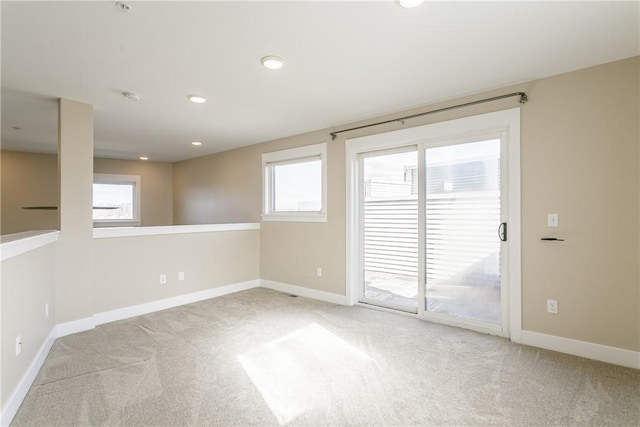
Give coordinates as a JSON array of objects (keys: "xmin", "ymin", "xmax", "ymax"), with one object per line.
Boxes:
[{"xmin": 345, "ymin": 108, "xmax": 522, "ymax": 341}]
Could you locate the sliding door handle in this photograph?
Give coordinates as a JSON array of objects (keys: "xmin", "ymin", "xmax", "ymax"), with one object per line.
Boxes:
[{"xmin": 498, "ymin": 222, "xmax": 507, "ymax": 242}]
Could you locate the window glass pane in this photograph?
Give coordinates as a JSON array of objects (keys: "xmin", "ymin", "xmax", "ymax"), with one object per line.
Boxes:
[
  {"xmin": 362, "ymin": 150, "xmax": 418, "ymax": 311},
  {"xmin": 425, "ymin": 139, "xmax": 501, "ymax": 324},
  {"xmin": 273, "ymin": 159, "xmax": 321, "ymax": 212},
  {"xmin": 93, "ymin": 183, "xmax": 134, "ymax": 220}
]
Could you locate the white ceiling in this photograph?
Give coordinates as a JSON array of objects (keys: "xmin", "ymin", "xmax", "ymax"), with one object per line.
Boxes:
[{"xmin": 2, "ymin": 1, "xmax": 638, "ymax": 162}]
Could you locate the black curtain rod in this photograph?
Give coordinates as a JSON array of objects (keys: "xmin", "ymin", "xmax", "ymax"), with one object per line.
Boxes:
[{"xmin": 329, "ymin": 91, "xmax": 528, "ymax": 141}]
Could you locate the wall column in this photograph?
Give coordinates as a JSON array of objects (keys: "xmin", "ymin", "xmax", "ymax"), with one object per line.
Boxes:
[{"xmin": 56, "ymin": 99, "xmax": 94, "ymax": 324}]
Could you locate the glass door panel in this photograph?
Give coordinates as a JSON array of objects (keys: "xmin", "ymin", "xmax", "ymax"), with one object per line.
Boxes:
[
  {"xmin": 425, "ymin": 139, "xmax": 502, "ymax": 324},
  {"xmin": 361, "ymin": 149, "xmax": 418, "ymax": 312}
]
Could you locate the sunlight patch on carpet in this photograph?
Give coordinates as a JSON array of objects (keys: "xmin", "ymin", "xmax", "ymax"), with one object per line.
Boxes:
[{"xmin": 237, "ymin": 323, "xmax": 374, "ymax": 425}]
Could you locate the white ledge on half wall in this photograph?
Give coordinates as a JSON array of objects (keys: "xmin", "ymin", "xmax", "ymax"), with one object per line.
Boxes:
[
  {"xmin": 0, "ymin": 230, "xmax": 59, "ymax": 262},
  {"xmin": 93, "ymin": 223, "xmax": 260, "ymax": 239}
]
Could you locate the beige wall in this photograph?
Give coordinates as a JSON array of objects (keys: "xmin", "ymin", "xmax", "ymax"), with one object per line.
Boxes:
[
  {"xmin": 173, "ymin": 57, "xmax": 639, "ymax": 351},
  {"xmin": 1, "ymin": 242, "xmax": 56, "ymax": 410},
  {"xmin": 0, "ymin": 150, "xmax": 59, "ymax": 235},
  {"xmin": 92, "ymin": 229, "xmax": 260, "ymax": 313},
  {"xmin": 521, "ymin": 58, "xmax": 639, "ymax": 351},
  {"xmin": 173, "ymin": 148, "xmax": 262, "ymax": 224},
  {"xmin": 95, "ymin": 157, "xmax": 173, "ymax": 226},
  {"xmin": 172, "ymin": 130, "xmax": 346, "ymax": 294},
  {"xmin": 56, "ymin": 99, "xmax": 94, "ymax": 324},
  {"xmin": 0, "ymin": 153, "xmax": 173, "ymax": 235}
]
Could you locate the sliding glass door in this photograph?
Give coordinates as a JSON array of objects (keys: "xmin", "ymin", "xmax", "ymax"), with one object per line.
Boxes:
[{"xmin": 358, "ymin": 135, "xmax": 507, "ymax": 328}]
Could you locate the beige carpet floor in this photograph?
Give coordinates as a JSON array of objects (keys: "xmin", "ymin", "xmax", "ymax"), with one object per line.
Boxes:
[{"xmin": 12, "ymin": 288, "xmax": 640, "ymax": 426}]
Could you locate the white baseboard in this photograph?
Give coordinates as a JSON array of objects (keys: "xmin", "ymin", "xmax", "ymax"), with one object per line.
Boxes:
[
  {"xmin": 56, "ymin": 316, "xmax": 97, "ymax": 338},
  {"xmin": 94, "ymin": 279, "xmax": 261, "ymax": 326},
  {"xmin": 260, "ymin": 279, "xmax": 347, "ymax": 305},
  {"xmin": 41, "ymin": 279, "xmax": 341, "ymax": 343},
  {"xmin": 1, "ymin": 327, "xmax": 56, "ymax": 427},
  {"xmin": 521, "ymin": 330, "xmax": 640, "ymax": 370}
]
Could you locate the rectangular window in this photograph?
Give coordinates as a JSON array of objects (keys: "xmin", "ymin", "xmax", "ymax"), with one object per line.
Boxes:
[
  {"xmin": 93, "ymin": 174, "xmax": 141, "ymax": 227},
  {"xmin": 262, "ymin": 143, "xmax": 327, "ymax": 222}
]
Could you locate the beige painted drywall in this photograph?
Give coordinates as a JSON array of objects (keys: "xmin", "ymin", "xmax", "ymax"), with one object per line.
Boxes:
[
  {"xmin": 173, "ymin": 57, "xmax": 639, "ymax": 352},
  {"xmin": 173, "ymin": 147, "xmax": 263, "ymax": 224},
  {"xmin": 0, "ymin": 153, "xmax": 173, "ymax": 235},
  {"xmin": 56, "ymin": 99, "xmax": 94, "ymax": 324},
  {"xmin": 94, "ymin": 157, "xmax": 173, "ymax": 226},
  {"xmin": 520, "ymin": 57, "xmax": 639, "ymax": 351},
  {"xmin": 1, "ymin": 242, "xmax": 56, "ymax": 410},
  {"xmin": 0, "ymin": 150, "xmax": 59, "ymax": 235},
  {"xmin": 92, "ymin": 229, "xmax": 259, "ymax": 313},
  {"xmin": 172, "ymin": 130, "xmax": 347, "ymax": 294}
]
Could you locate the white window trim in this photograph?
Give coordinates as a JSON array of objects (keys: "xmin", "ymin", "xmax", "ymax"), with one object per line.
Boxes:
[
  {"xmin": 262, "ymin": 142, "xmax": 327, "ymax": 222},
  {"xmin": 93, "ymin": 173, "xmax": 141, "ymax": 227}
]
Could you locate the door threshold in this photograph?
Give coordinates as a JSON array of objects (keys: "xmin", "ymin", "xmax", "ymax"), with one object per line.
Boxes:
[
  {"xmin": 355, "ymin": 301, "xmax": 508, "ymax": 338},
  {"xmin": 356, "ymin": 301, "xmax": 417, "ymax": 316}
]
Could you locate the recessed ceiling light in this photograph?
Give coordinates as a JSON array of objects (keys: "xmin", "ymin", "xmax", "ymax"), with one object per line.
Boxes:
[
  {"xmin": 188, "ymin": 95, "xmax": 206, "ymax": 104},
  {"xmin": 191, "ymin": 141, "xmax": 203, "ymax": 146},
  {"xmin": 396, "ymin": 0, "xmax": 424, "ymax": 8},
  {"xmin": 139, "ymin": 156, "xmax": 149, "ymax": 160},
  {"xmin": 115, "ymin": 2, "xmax": 132, "ymax": 12},
  {"xmin": 261, "ymin": 56, "xmax": 284, "ymax": 70},
  {"xmin": 122, "ymin": 91, "xmax": 140, "ymax": 101}
]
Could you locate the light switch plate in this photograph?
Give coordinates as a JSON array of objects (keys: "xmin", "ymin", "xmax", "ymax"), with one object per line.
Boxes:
[{"xmin": 548, "ymin": 213, "xmax": 558, "ymax": 227}]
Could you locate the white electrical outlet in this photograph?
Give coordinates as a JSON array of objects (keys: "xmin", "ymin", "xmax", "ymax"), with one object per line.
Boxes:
[
  {"xmin": 45, "ymin": 302, "xmax": 49, "ymax": 318},
  {"xmin": 547, "ymin": 299, "xmax": 558, "ymax": 314},
  {"xmin": 16, "ymin": 335, "xmax": 22, "ymax": 356},
  {"xmin": 316, "ymin": 267, "xmax": 322, "ymax": 277},
  {"xmin": 178, "ymin": 272, "xmax": 185, "ymax": 281},
  {"xmin": 160, "ymin": 274, "xmax": 167, "ymax": 284}
]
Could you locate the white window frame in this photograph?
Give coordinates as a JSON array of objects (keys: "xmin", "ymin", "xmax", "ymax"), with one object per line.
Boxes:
[
  {"xmin": 262, "ymin": 142, "xmax": 327, "ymax": 222},
  {"xmin": 93, "ymin": 173, "xmax": 141, "ymax": 227}
]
